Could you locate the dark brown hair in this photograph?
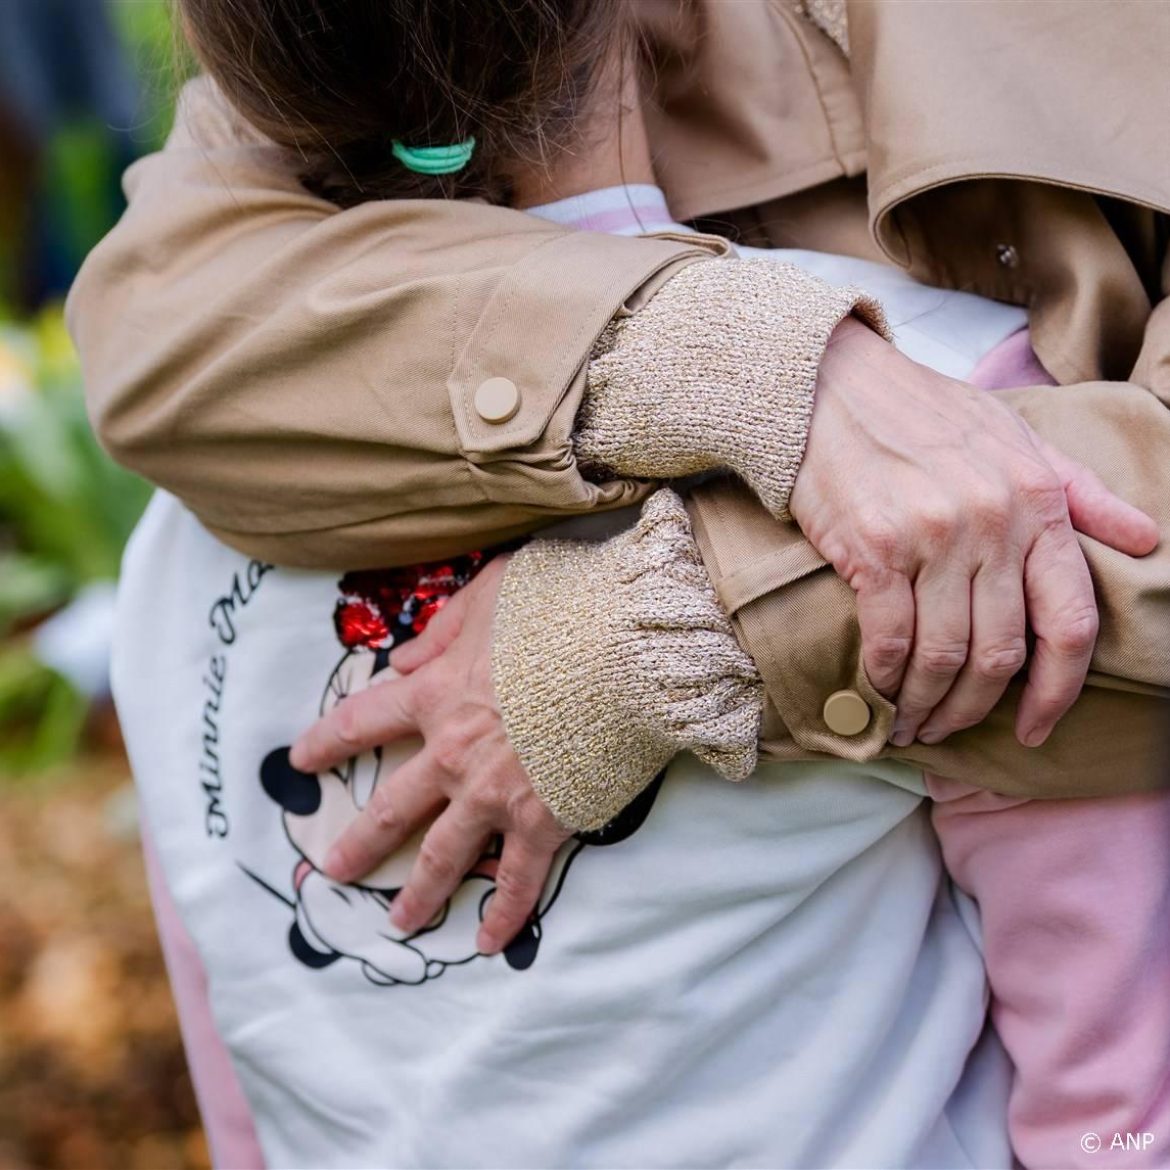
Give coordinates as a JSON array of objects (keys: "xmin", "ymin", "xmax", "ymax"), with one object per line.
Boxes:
[{"xmin": 178, "ymin": 0, "xmax": 627, "ymax": 206}]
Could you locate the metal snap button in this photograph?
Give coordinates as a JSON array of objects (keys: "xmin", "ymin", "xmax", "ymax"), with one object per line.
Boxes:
[{"xmin": 995, "ymin": 243, "xmax": 1019, "ymax": 269}]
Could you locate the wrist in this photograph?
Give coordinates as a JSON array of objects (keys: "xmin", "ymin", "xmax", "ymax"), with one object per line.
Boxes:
[{"xmin": 815, "ymin": 314, "xmax": 904, "ymax": 395}]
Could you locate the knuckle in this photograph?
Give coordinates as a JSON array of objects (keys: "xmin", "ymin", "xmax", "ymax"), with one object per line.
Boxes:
[
  {"xmin": 855, "ymin": 518, "xmax": 901, "ymax": 563},
  {"xmin": 409, "ymin": 666, "xmax": 446, "ymax": 715},
  {"xmin": 971, "ymin": 639, "xmax": 1028, "ymax": 681},
  {"xmin": 1050, "ymin": 605, "xmax": 1099, "ymax": 656},
  {"xmin": 917, "ymin": 502, "xmax": 961, "ymax": 545},
  {"xmin": 417, "ymin": 837, "xmax": 460, "ymax": 885},
  {"xmin": 472, "ymin": 768, "xmax": 513, "ymax": 811},
  {"xmin": 1017, "ymin": 465, "xmax": 1064, "ymax": 510},
  {"xmin": 493, "ymin": 865, "xmax": 538, "ymax": 908},
  {"xmin": 914, "ymin": 641, "xmax": 969, "ymax": 677},
  {"xmin": 332, "ymin": 702, "xmax": 365, "ymax": 753},
  {"xmin": 847, "ymin": 560, "xmax": 903, "ymax": 601},
  {"xmin": 968, "ymin": 486, "xmax": 1012, "ymax": 533},
  {"xmin": 932, "ymin": 710, "xmax": 980, "ymax": 736},
  {"xmin": 430, "ymin": 733, "xmax": 469, "ymax": 779},
  {"xmin": 511, "ymin": 797, "xmax": 553, "ymax": 838},
  {"xmin": 390, "ymin": 889, "xmax": 418, "ymax": 923},
  {"xmin": 867, "ymin": 634, "xmax": 913, "ymax": 671},
  {"xmin": 367, "ymin": 792, "xmax": 400, "ymax": 835},
  {"xmin": 463, "ymin": 783, "xmax": 500, "ymax": 820},
  {"xmin": 1027, "ymin": 693, "xmax": 1072, "ymax": 722}
]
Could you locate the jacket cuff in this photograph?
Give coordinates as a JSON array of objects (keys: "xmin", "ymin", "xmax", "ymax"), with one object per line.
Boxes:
[
  {"xmin": 448, "ymin": 234, "xmax": 728, "ymax": 514},
  {"xmin": 575, "ymin": 257, "xmax": 888, "ymax": 519},
  {"xmin": 491, "ymin": 488, "xmax": 763, "ymax": 832}
]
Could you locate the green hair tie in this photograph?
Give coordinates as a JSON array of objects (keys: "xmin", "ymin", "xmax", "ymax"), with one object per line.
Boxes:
[{"xmin": 391, "ymin": 137, "xmax": 476, "ymax": 176}]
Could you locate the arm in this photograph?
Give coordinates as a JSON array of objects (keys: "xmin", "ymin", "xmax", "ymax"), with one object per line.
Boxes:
[
  {"xmin": 296, "ymin": 399, "xmax": 1167, "ymax": 950},
  {"xmin": 494, "ymin": 362, "xmax": 1170, "ymax": 830},
  {"xmin": 690, "ymin": 388, "xmax": 1170, "ymax": 803},
  {"xmin": 493, "ymin": 357, "xmax": 1170, "ymax": 829},
  {"xmin": 67, "ymin": 78, "xmax": 870, "ymax": 567},
  {"xmin": 74, "ymin": 78, "xmax": 1149, "ymax": 748}
]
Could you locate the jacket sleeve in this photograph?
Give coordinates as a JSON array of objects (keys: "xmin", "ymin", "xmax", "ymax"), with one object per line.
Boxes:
[
  {"xmin": 65, "ymin": 78, "xmax": 721, "ymax": 568},
  {"xmin": 493, "ymin": 489, "xmax": 763, "ymax": 831},
  {"xmin": 69, "ymin": 78, "xmax": 878, "ymax": 569}
]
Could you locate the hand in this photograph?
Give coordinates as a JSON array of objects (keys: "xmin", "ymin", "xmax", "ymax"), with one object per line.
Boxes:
[
  {"xmin": 790, "ymin": 318, "xmax": 1159, "ymax": 748},
  {"xmin": 289, "ymin": 555, "xmax": 571, "ymax": 955}
]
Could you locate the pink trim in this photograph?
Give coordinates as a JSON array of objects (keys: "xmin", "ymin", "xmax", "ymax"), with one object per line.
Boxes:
[
  {"xmin": 967, "ymin": 325, "xmax": 1054, "ymax": 390},
  {"xmin": 141, "ymin": 832, "xmax": 266, "ymax": 1170}
]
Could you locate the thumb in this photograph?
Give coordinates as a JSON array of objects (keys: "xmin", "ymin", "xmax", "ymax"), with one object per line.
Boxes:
[
  {"xmin": 1038, "ymin": 439, "xmax": 1160, "ymax": 557},
  {"xmin": 389, "ymin": 587, "xmax": 472, "ymax": 674}
]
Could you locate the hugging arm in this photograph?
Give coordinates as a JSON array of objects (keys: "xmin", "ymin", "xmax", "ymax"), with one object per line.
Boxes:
[
  {"xmin": 490, "ymin": 373, "xmax": 1170, "ymax": 833},
  {"xmin": 296, "ymin": 375, "xmax": 1170, "ymax": 948},
  {"xmin": 69, "ymin": 76, "xmax": 871, "ymax": 565},
  {"xmin": 71, "ymin": 77, "xmax": 1150, "ymax": 734},
  {"xmin": 67, "ymin": 79, "xmax": 721, "ymax": 564}
]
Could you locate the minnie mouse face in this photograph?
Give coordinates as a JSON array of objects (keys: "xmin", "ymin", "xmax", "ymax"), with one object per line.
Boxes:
[
  {"xmin": 260, "ymin": 724, "xmax": 571, "ymax": 983},
  {"xmin": 250, "ymin": 552, "xmax": 662, "ymax": 988}
]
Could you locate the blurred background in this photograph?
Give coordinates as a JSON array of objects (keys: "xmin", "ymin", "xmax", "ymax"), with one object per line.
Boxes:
[{"xmin": 0, "ymin": 2, "xmax": 208, "ymax": 1166}]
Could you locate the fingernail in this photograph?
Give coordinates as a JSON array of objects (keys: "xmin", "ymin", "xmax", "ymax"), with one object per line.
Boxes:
[
  {"xmin": 1022, "ymin": 725, "xmax": 1049, "ymax": 748},
  {"xmin": 390, "ymin": 904, "xmax": 413, "ymax": 932},
  {"xmin": 477, "ymin": 929, "xmax": 502, "ymax": 955},
  {"xmin": 917, "ymin": 727, "xmax": 943, "ymax": 745},
  {"xmin": 289, "ymin": 741, "xmax": 308, "ymax": 770},
  {"xmin": 322, "ymin": 846, "xmax": 349, "ymax": 880},
  {"xmin": 890, "ymin": 725, "xmax": 914, "ymax": 748}
]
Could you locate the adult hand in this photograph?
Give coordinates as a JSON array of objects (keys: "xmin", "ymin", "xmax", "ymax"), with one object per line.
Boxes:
[
  {"xmin": 790, "ymin": 318, "xmax": 1159, "ymax": 749},
  {"xmin": 289, "ymin": 555, "xmax": 571, "ymax": 955}
]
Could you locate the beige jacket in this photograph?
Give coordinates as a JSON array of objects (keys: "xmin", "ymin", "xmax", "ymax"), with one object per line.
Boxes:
[{"xmin": 68, "ymin": 1, "xmax": 1170, "ymax": 820}]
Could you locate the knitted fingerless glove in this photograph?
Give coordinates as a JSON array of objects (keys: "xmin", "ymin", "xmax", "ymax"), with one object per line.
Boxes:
[{"xmin": 491, "ymin": 488, "xmax": 763, "ymax": 832}]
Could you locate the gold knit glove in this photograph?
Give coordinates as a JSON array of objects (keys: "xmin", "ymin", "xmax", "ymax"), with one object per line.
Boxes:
[
  {"xmin": 801, "ymin": 0, "xmax": 850, "ymax": 56},
  {"xmin": 576, "ymin": 258, "xmax": 888, "ymax": 520},
  {"xmin": 491, "ymin": 489, "xmax": 763, "ymax": 832}
]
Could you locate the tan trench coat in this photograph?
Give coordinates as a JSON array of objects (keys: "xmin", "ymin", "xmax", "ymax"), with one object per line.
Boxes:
[{"xmin": 67, "ymin": 0, "xmax": 1170, "ymax": 797}]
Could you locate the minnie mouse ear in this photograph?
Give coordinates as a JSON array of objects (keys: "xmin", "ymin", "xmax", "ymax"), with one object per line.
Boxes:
[
  {"xmin": 502, "ymin": 919, "xmax": 542, "ymax": 971},
  {"xmin": 288, "ymin": 922, "xmax": 341, "ymax": 969},
  {"xmin": 260, "ymin": 747, "xmax": 322, "ymax": 816}
]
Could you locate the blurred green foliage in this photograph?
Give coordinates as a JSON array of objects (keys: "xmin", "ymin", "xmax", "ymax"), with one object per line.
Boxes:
[
  {"xmin": 1, "ymin": 311, "xmax": 150, "ymax": 604},
  {"xmin": 0, "ymin": 311, "xmax": 151, "ymax": 772},
  {"xmin": 112, "ymin": 0, "xmax": 185, "ymax": 154},
  {"xmin": 0, "ymin": 1, "xmax": 178, "ymax": 772}
]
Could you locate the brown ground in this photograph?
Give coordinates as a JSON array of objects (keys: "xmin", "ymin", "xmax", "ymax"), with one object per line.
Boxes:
[{"xmin": 0, "ymin": 732, "xmax": 208, "ymax": 1170}]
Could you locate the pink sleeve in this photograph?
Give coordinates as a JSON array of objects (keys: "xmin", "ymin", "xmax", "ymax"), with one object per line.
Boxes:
[
  {"xmin": 141, "ymin": 831, "xmax": 266, "ymax": 1170},
  {"xmin": 927, "ymin": 777, "xmax": 1170, "ymax": 1169}
]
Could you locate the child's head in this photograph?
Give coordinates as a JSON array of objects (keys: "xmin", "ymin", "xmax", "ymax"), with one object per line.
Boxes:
[{"xmin": 178, "ymin": 0, "xmax": 627, "ymax": 206}]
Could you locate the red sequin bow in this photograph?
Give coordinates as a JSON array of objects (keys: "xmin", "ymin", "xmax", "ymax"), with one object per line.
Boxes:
[{"xmin": 333, "ymin": 552, "xmax": 485, "ymax": 651}]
